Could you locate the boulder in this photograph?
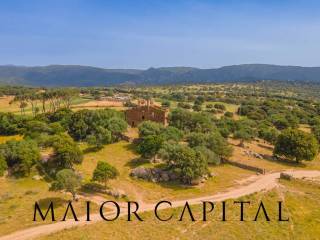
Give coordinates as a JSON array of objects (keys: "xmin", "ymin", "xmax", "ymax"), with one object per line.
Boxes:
[
  {"xmin": 131, "ymin": 167, "xmax": 179, "ymax": 182},
  {"xmin": 32, "ymin": 175, "xmax": 43, "ymax": 181},
  {"xmin": 160, "ymin": 172, "xmax": 170, "ymax": 182},
  {"xmin": 168, "ymin": 171, "xmax": 178, "ymax": 181},
  {"xmin": 191, "ymin": 178, "xmax": 202, "ymax": 185},
  {"xmin": 131, "ymin": 167, "xmax": 207, "ymax": 185},
  {"xmin": 280, "ymin": 172, "xmax": 293, "ymax": 180},
  {"xmin": 130, "ymin": 167, "xmax": 152, "ymax": 180},
  {"xmin": 106, "ymin": 189, "xmax": 127, "ymax": 199},
  {"xmin": 150, "ymin": 155, "xmax": 163, "ymax": 164}
]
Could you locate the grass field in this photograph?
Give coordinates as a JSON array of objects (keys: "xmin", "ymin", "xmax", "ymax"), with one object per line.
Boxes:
[
  {"xmin": 229, "ymin": 138, "xmax": 320, "ymax": 172},
  {"xmin": 71, "ymin": 99, "xmax": 128, "ymax": 112},
  {"xmin": 1, "ymin": 90, "xmax": 320, "ymax": 239},
  {"xmin": 0, "ymin": 175, "xmax": 98, "ymax": 237},
  {"xmin": 205, "ymin": 101, "xmax": 239, "ymax": 113},
  {"xmin": 76, "ymin": 141, "xmax": 254, "ymax": 203},
  {"xmin": 154, "ymin": 99, "xmax": 239, "ymax": 114},
  {"xmin": 37, "ymin": 179, "xmax": 320, "ymax": 240},
  {"xmin": 0, "ymin": 96, "xmax": 91, "ymax": 114}
]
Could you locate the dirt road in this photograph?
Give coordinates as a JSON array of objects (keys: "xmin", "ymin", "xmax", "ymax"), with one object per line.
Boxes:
[{"xmin": 1, "ymin": 170, "xmax": 320, "ymax": 240}]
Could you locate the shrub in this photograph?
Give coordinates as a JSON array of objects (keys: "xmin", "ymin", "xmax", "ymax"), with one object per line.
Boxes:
[
  {"xmin": 214, "ymin": 103, "xmax": 226, "ymax": 111},
  {"xmin": 0, "ymin": 155, "xmax": 7, "ymax": 176},
  {"xmin": 224, "ymin": 111, "xmax": 233, "ymax": 118}
]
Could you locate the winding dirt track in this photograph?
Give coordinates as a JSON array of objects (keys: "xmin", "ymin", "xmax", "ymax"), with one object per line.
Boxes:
[{"xmin": 1, "ymin": 170, "xmax": 320, "ymax": 240}]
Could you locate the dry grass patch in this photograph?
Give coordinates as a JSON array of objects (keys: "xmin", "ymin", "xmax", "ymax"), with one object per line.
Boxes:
[
  {"xmin": 0, "ymin": 135, "xmax": 22, "ymax": 144},
  {"xmin": 0, "ymin": 176, "xmax": 97, "ymax": 237},
  {"xmin": 37, "ymin": 179, "xmax": 320, "ymax": 240},
  {"xmin": 76, "ymin": 141, "xmax": 254, "ymax": 203},
  {"xmin": 0, "ymin": 96, "xmax": 91, "ymax": 114},
  {"xmin": 229, "ymin": 138, "xmax": 320, "ymax": 172}
]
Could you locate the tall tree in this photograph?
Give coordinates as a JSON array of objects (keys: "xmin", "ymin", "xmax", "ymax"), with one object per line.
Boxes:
[
  {"xmin": 45, "ymin": 134, "xmax": 83, "ymax": 171},
  {"xmin": 92, "ymin": 161, "xmax": 119, "ymax": 190},
  {"xmin": 163, "ymin": 145, "xmax": 208, "ymax": 184},
  {"xmin": 50, "ymin": 169, "xmax": 81, "ymax": 200},
  {"xmin": 274, "ymin": 129, "xmax": 319, "ymax": 163},
  {"xmin": 137, "ymin": 135, "xmax": 164, "ymax": 160},
  {"xmin": 0, "ymin": 139, "xmax": 40, "ymax": 177}
]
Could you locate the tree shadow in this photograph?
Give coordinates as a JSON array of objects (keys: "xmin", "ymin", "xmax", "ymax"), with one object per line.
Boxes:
[
  {"xmin": 80, "ymin": 182, "xmax": 110, "ymax": 194},
  {"xmin": 123, "ymin": 143, "xmax": 139, "ymax": 153},
  {"xmin": 260, "ymin": 154, "xmax": 307, "ymax": 168},
  {"xmin": 83, "ymin": 146, "xmax": 102, "ymax": 154},
  {"xmin": 157, "ymin": 181, "xmax": 194, "ymax": 191},
  {"xmin": 257, "ymin": 143, "xmax": 274, "ymax": 151},
  {"xmin": 37, "ymin": 197, "xmax": 68, "ymax": 209},
  {"xmin": 125, "ymin": 158, "xmax": 150, "ymax": 169}
]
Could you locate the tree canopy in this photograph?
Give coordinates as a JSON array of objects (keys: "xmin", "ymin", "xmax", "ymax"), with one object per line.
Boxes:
[
  {"xmin": 161, "ymin": 144, "xmax": 208, "ymax": 184},
  {"xmin": 92, "ymin": 161, "xmax": 119, "ymax": 190},
  {"xmin": 0, "ymin": 139, "xmax": 40, "ymax": 177},
  {"xmin": 274, "ymin": 129, "xmax": 319, "ymax": 163},
  {"xmin": 50, "ymin": 169, "xmax": 82, "ymax": 200}
]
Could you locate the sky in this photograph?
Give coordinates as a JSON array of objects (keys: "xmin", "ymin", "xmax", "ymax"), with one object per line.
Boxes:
[{"xmin": 0, "ymin": 0, "xmax": 320, "ymax": 69}]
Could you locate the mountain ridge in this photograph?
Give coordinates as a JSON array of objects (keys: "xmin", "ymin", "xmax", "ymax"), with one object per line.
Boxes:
[{"xmin": 0, "ymin": 64, "xmax": 319, "ymax": 86}]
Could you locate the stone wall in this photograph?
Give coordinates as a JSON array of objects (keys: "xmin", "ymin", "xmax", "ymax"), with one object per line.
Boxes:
[{"xmin": 224, "ymin": 159, "xmax": 266, "ymax": 174}]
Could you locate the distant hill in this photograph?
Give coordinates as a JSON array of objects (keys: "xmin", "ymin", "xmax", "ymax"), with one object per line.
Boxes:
[{"xmin": 0, "ymin": 64, "xmax": 319, "ymax": 87}]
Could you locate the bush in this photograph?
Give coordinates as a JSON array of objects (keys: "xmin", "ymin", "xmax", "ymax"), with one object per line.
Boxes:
[
  {"xmin": 207, "ymin": 131, "xmax": 233, "ymax": 159},
  {"xmin": 258, "ymin": 127, "xmax": 279, "ymax": 144},
  {"xmin": 214, "ymin": 103, "xmax": 226, "ymax": 111},
  {"xmin": 0, "ymin": 113, "xmax": 20, "ymax": 135},
  {"xmin": 161, "ymin": 100, "xmax": 171, "ymax": 108},
  {"xmin": 206, "ymin": 104, "xmax": 213, "ymax": 109},
  {"xmin": 81, "ymin": 182, "xmax": 105, "ymax": 193},
  {"xmin": 0, "ymin": 154, "xmax": 7, "ymax": 176},
  {"xmin": 312, "ymin": 125, "xmax": 320, "ymax": 144},
  {"xmin": 194, "ymin": 146, "xmax": 221, "ymax": 165},
  {"xmin": 224, "ymin": 111, "xmax": 233, "ymax": 118},
  {"xmin": 23, "ymin": 120, "xmax": 52, "ymax": 138},
  {"xmin": 138, "ymin": 121, "xmax": 163, "ymax": 138},
  {"xmin": 187, "ymin": 132, "xmax": 207, "ymax": 148},
  {"xmin": 177, "ymin": 102, "xmax": 192, "ymax": 109},
  {"xmin": 192, "ymin": 104, "xmax": 202, "ymax": 112}
]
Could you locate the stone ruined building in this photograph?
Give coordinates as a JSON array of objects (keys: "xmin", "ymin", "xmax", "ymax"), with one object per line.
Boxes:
[{"xmin": 125, "ymin": 99, "xmax": 169, "ymax": 127}]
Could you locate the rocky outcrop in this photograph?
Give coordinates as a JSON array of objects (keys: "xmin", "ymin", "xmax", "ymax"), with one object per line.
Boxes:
[
  {"xmin": 32, "ymin": 175, "xmax": 43, "ymax": 181},
  {"xmin": 243, "ymin": 150, "xmax": 263, "ymax": 159},
  {"xmin": 130, "ymin": 167, "xmax": 214, "ymax": 184},
  {"xmin": 130, "ymin": 167, "xmax": 177, "ymax": 183},
  {"xmin": 280, "ymin": 172, "xmax": 293, "ymax": 180},
  {"xmin": 105, "ymin": 189, "xmax": 127, "ymax": 199}
]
